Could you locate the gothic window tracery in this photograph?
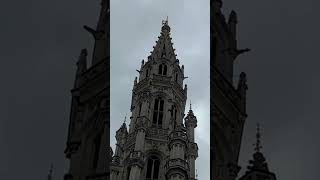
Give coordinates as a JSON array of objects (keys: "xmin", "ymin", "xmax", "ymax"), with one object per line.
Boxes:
[
  {"xmin": 158, "ymin": 64, "xmax": 167, "ymax": 76},
  {"xmin": 152, "ymin": 98, "xmax": 164, "ymax": 127},
  {"xmin": 146, "ymin": 156, "xmax": 160, "ymax": 180}
]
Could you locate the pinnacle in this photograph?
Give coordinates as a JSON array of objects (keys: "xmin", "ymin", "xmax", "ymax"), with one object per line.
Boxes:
[
  {"xmin": 246, "ymin": 123, "xmax": 270, "ymax": 172},
  {"xmin": 148, "ymin": 19, "xmax": 177, "ymax": 62}
]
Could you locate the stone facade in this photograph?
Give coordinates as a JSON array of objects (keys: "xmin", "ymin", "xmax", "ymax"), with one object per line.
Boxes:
[
  {"xmin": 211, "ymin": 0, "xmax": 248, "ymax": 180},
  {"xmin": 110, "ymin": 20, "xmax": 198, "ymax": 180},
  {"xmin": 212, "ymin": 1, "xmax": 277, "ymax": 180},
  {"xmin": 64, "ymin": 0, "xmax": 109, "ymax": 180}
]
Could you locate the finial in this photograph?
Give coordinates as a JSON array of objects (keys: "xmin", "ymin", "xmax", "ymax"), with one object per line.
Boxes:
[
  {"xmin": 190, "ymin": 100, "xmax": 192, "ymax": 110},
  {"xmin": 162, "ymin": 16, "xmax": 169, "ymax": 26},
  {"xmin": 253, "ymin": 123, "xmax": 262, "ymax": 152},
  {"xmin": 48, "ymin": 163, "xmax": 53, "ymax": 180},
  {"xmin": 124, "ymin": 113, "xmax": 127, "ymax": 124}
]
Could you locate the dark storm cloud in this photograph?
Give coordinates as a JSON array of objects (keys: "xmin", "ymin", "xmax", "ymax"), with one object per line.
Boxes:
[
  {"xmin": 222, "ymin": 0, "xmax": 320, "ymax": 179},
  {"xmin": 0, "ymin": 0, "xmax": 100, "ymax": 179}
]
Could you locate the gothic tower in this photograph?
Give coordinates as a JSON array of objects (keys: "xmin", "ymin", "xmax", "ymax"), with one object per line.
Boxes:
[
  {"xmin": 64, "ymin": 0, "xmax": 109, "ymax": 180},
  {"xmin": 110, "ymin": 20, "xmax": 199, "ymax": 180},
  {"xmin": 239, "ymin": 124, "xmax": 277, "ymax": 180},
  {"xmin": 211, "ymin": 0, "xmax": 249, "ymax": 180}
]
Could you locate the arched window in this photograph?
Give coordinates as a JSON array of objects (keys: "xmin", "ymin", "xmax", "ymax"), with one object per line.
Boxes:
[
  {"xmin": 158, "ymin": 64, "xmax": 167, "ymax": 76},
  {"xmin": 93, "ymin": 135, "xmax": 101, "ymax": 169},
  {"xmin": 163, "ymin": 65, "xmax": 167, "ymax": 75},
  {"xmin": 171, "ymin": 105, "xmax": 178, "ymax": 128},
  {"xmin": 146, "ymin": 69, "xmax": 149, "ymax": 78},
  {"xmin": 171, "ymin": 105, "xmax": 177, "ymax": 120},
  {"xmin": 127, "ymin": 167, "xmax": 131, "ymax": 180},
  {"xmin": 152, "ymin": 98, "xmax": 164, "ymax": 127},
  {"xmin": 175, "ymin": 73, "xmax": 178, "ymax": 82},
  {"xmin": 158, "ymin": 65, "xmax": 163, "ymax": 75},
  {"xmin": 138, "ymin": 103, "xmax": 142, "ymax": 116},
  {"xmin": 146, "ymin": 156, "xmax": 160, "ymax": 180}
]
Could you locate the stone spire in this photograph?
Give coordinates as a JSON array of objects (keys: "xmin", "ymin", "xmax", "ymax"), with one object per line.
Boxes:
[
  {"xmin": 254, "ymin": 123, "xmax": 262, "ymax": 153},
  {"xmin": 248, "ymin": 123, "xmax": 269, "ymax": 172},
  {"xmin": 148, "ymin": 17, "xmax": 177, "ymax": 62},
  {"xmin": 84, "ymin": 0, "xmax": 107, "ymax": 65},
  {"xmin": 239, "ymin": 124, "xmax": 277, "ymax": 180}
]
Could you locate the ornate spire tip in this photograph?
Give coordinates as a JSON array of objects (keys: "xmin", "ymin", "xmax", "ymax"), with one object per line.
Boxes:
[{"xmin": 253, "ymin": 123, "xmax": 262, "ymax": 152}]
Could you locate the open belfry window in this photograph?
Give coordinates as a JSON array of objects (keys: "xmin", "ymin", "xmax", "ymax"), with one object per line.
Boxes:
[
  {"xmin": 146, "ymin": 156, "xmax": 160, "ymax": 180},
  {"xmin": 152, "ymin": 98, "xmax": 164, "ymax": 127},
  {"xmin": 127, "ymin": 167, "xmax": 131, "ymax": 180},
  {"xmin": 158, "ymin": 64, "xmax": 167, "ymax": 76}
]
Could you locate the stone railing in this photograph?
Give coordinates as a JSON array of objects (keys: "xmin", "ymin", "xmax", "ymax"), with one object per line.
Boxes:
[
  {"xmin": 165, "ymin": 158, "xmax": 189, "ymax": 171},
  {"xmin": 146, "ymin": 128, "xmax": 169, "ymax": 140},
  {"xmin": 153, "ymin": 74, "xmax": 172, "ymax": 82},
  {"xmin": 130, "ymin": 151, "xmax": 144, "ymax": 159},
  {"xmin": 127, "ymin": 151, "xmax": 145, "ymax": 168},
  {"xmin": 169, "ymin": 130, "xmax": 188, "ymax": 142},
  {"xmin": 187, "ymin": 142, "xmax": 199, "ymax": 157}
]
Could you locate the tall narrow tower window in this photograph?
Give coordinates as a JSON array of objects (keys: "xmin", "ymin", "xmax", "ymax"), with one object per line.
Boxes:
[
  {"xmin": 146, "ymin": 156, "xmax": 160, "ymax": 179},
  {"xmin": 175, "ymin": 73, "xmax": 178, "ymax": 82},
  {"xmin": 158, "ymin": 64, "xmax": 167, "ymax": 76},
  {"xmin": 158, "ymin": 65, "xmax": 163, "ymax": 75},
  {"xmin": 171, "ymin": 105, "xmax": 177, "ymax": 120},
  {"xmin": 146, "ymin": 69, "xmax": 149, "ymax": 77},
  {"xmin": 152, "ymin": 98, "xmax": 164, "ymax": 127},
  {"xmin": 127, "ymin": 167, "xmax": 131, "ymax": 180},
  {"xmin": 163, "ymin": 65, "xmax": 167, "ymax": 75},
  {"xmin": 93, "ymin": 135, "xmax": 101, "ymax": 169},
  {"xmin": 138, "ymin": 103, "xmax": 142, "ymax": 116}
]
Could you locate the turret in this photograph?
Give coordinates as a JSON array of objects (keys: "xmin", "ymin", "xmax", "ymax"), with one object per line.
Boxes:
[
  {"xmin": 113, "ymin": 119, "xmax": 128, "ymax": 165},
  {"xmin": 166, "ymin": 125, "xmax": 189, "ymax": 180},
  {"xmin": 185, "ymin": 103, "xmax": 199, "ymax": 179},
  {"xmin": 239, "ymin": 124, "xmax": 277, "ymax": 180},
  {"xmin": 185, "ymin": 102, "xmax": 197, "ymax": 142}
]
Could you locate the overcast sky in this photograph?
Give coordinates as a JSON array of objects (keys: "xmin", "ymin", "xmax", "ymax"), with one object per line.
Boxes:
[
  {"xmin": 110, "ymin": 0, "xmax": 210, "ymax": 179},
  {"xmin": 222, "ymin": 0, "xmax": 320, "ymax": 179}
]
